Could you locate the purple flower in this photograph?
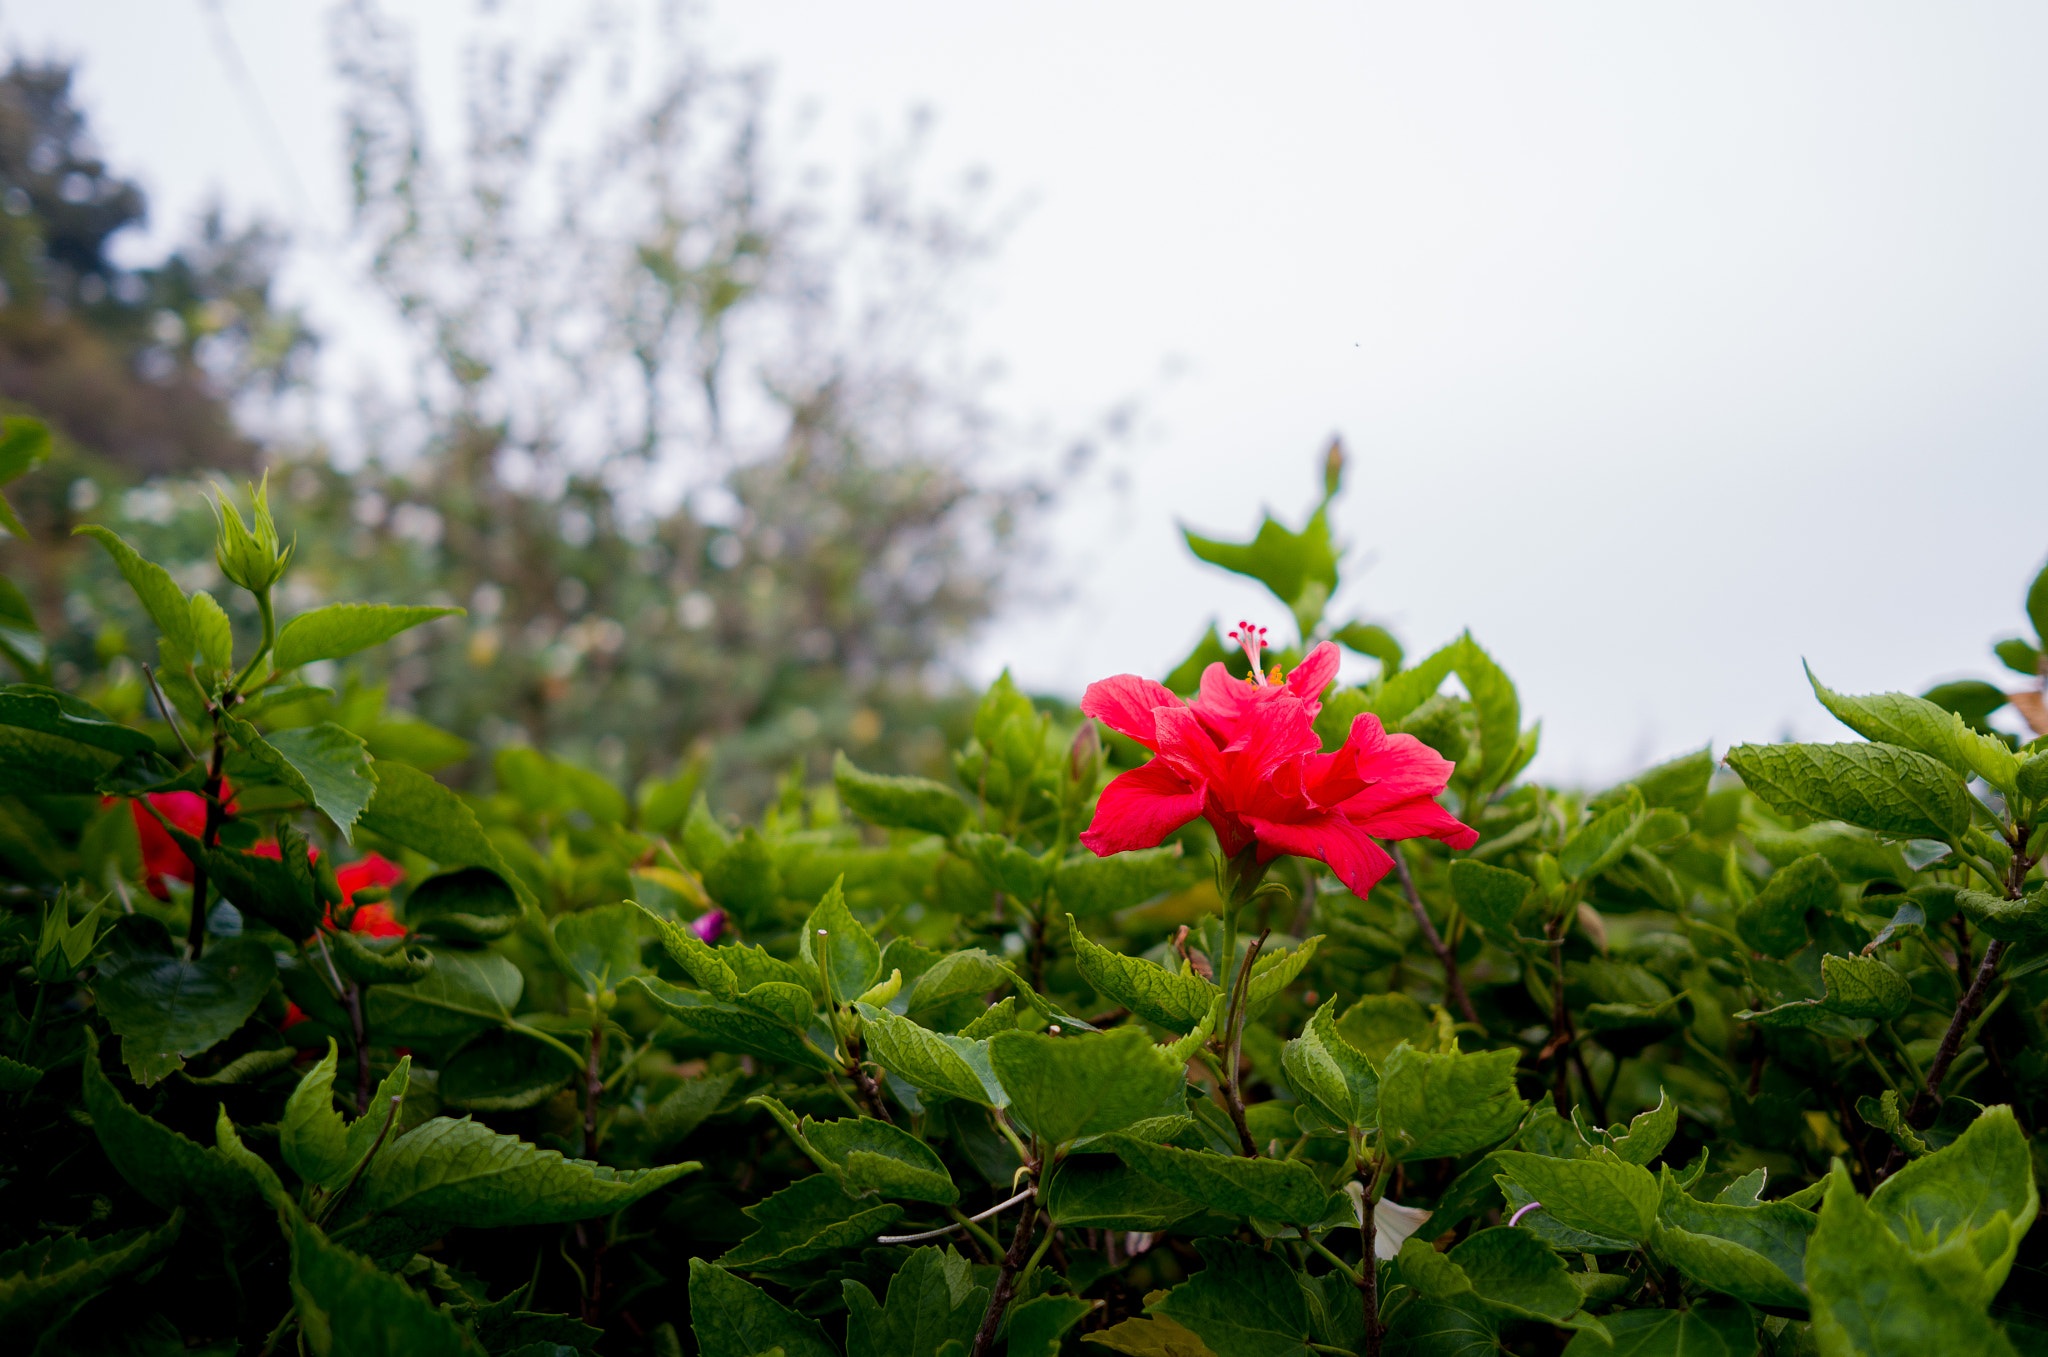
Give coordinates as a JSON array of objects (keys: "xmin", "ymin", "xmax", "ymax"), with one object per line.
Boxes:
[{"xmin": 691, "ymin": 909, "xmax": 727, "ymax": 944}]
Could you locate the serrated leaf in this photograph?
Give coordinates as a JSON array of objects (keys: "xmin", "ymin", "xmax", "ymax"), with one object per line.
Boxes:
[
  {"xmin": 272, "ymin": 603, "xmax": 461, "ymax": 672},
  {"xmin": 439, "ymin": 1029, "xmax": 573, "ymax": 1112},
  {"xmin": 1456, "ymin": 634, "xmax": 1521, "ymax": 793},
  {"xmin": 1651, "ymin": 1167, "xmax": 1812, "ymax": 1307},
  {"xmin": 1009, "ymin": 1295, "xmax": 1095, "ymax": 1357},
  {"xmin": 407, "ymin": 867, "xmax": 521, "ymax": 944},
  {"xmin": 1866, "ymin": 1104, "xmax": 2036, "ymax": 1306},
  {"xmin": 1151, "ymin": 1238, "xmax": 1312, "ymax": 1357},
  {"xmin": 1244, "ymin": 935, "xmax": 1321, "ymax": 1017},
  {"xmin": 1807, "ymin": 1167, "xmax": 2020, "ymax": 1356},
  {"xmin": 801, "ymin": 877, "xmax": 881, "ymax": 1002},
  {"xmin": 1333, "ymin": 992, "xmax": 1440, "ymax": 1068},
  {"xmin": 989, "ymin": 1025, "xmax": 1184, "ymax": 1148},
  {"xmin": 1954, "ymin": 886, "xmax": 2048, "ymax": 943},
  {"xmin": 1069, "ymin": 919, "xmax": 1218, "ymax": 1028},
  {"xmin": 92, "ymin": 936, "xmax": 276, "ymax": 1085},
  {"xmin": 357, "ymin": 762, "xmax": 535, "ymax": 907},
  {"xmin": 282, "ymin": 1042, "xmax": 416, "ymax": 1191},
  {"xmin": 1560, "ymin": 789, "xmax": 1646, "ymax": 882},
  {"xmin": 721, "ymin": 1173, "xmax": 903, "ymax": 1269},
  {"xmin": 80, "ymin": 1034, "xmax": 265, "ymax": 1236},
  {"xmin": 842, "ymin": 1245, "xmax": 986, "ymax": 1357},
  {"xmin": 1737, "ymin": 852, "xmax": 1838, "ymax": 958},
  {"xmin": 287, "ymin": 1212, "xmax": 475, "ymax": 1356},
  {"xmin": 633, "ymin": 975, "xmax": 829, "ymax": 1070},
  {"xmin": 351, "ymin": 1115, "xmax": 694, "ymax": 1227},
  {"xmin": 1363, "ymin": 640, "xmax": 1461, "ymax": 725},
  {"xmin": 553, "ymin": 901, "xmax": 647, "ymax": 994},
  {"xmin": 0, "ymin": 1207, "xmax": 183, "ymax": 1334},
  {"xmin": 855, "ymin": 1001, "xmax": 1005, "ymax": 1105},
  {"xmin": 1378, "ymin": 1043, "xmax": 1526, "ymax": 1162},
  {"xmin": 1044, "ymin": 1155, "xmax": 1201, "ymax": 1230},
  {"xmin": 904, "ymin": 948, "xmax": 1013, "ymax": 1023},
  {"xmin": 365, "ymin": 947, "xmax": 523, "ymax": 1048},
  {"xmin": 1106, "ymin": 1137, "xmax": 1329, "ymax": 1223},
  {"xmin": 1493, "ymin": 1152, "xmax": 1658, "ymax": 1242},
  {"xmin": 1054, "ymin": 844, "xmax": 1184, "ymax": 917},
  {"xmin": 1445, "ymin": 1226, "xmax": 1585, "ymax": 1323},
  {"xmin": 688, "ymin": 1258, "xmax": 838, "ymax": 1357},
  {"xmin": 0, "ymin": 721, "xmax": 122, "ymax": 794},
  {"xmin": 1559, "ymin": 1300, "xmax": 1756, "ymax": 1357},
  {"xmin": 1725, "ymin": 741, "xmax": 1974, "ymax": 841},
  {"xmin": 1380, "ymin": 1297, "xmax": 1500, "ymax": 1357},
  {"xmin": 955, "ymin": 831, "xmax": 1050, "ymax": 901},
  {"xmin": 0, "ymin": 1054, "xmax": 41, "ymax": 1094},
  {"xmin": 73, "ymin": 525, "xmax": 195, "ymax": 663},
  {"xmin": 795, "ymin": 1112, "xmax": 959, "ymax": 1204},
  {"xmin": 1281, "ymin": 998, "xmax": 1378, "ymax": 1130},
  {"xmin": 1182, "ymin": 502, "xmax": 1339, "ymax": 635},
  {"xmin": 833, "ymin": 750, "xmax": 969, "ymax": 836},
  {"xmin": 1448, "ymin": 859, "xmax": 1532, "ymax": 933},
  {"xmin": 1816, "ymin": 953, "xmax": 1910, "ymax": 1020}
]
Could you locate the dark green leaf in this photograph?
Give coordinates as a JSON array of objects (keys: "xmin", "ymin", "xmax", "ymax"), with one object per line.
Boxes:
[
  {"xmin": 80, "ymin": 1034, "xmax": 265, "ymax": 1235},
  {"xmin": 1448, "ymin": 860, "xmax": 1532, "ymax": 933},
  {"xmin": 1043, "ymin": 1154, "xmax": 1200, "ymax": 1230},
  {"xmin": 441, "ymin": 1029, "xmax": 576, "ymax": 1112},
  {"xmin": 633, "ymin": 975, "xmax": 830, "ymax": 1070},
  {"xmin": 93, "ymin": 937, "xmax": 276, "ymax": 1085},
  {"xmin": 1280, "ymin": 998, "xmax": 1378, "ymax": 1130},
  {"xmin": 0, "ymin": 1208, "xmax": 183, "ymax": 1335},
  {"xmin": 1559, "ymin": 1300, "xmax": 1755, "ymax": 1357},
  {"xmin": 1652, "ymin": 1168, "xmax": 1812, "ymax": 1307},
  {"xmin": 1866, "ymin": 1104, "xmax": 2035, "ymax": 1306},
  {"xmin": 1493, "ymin": 1152, "xmax": 1658, "ymax": 1243},
  {"xmin": 0, "ymin": 576, "xmax": 46, "ymax": 677},
  {"xmin": 287, "ymin": 1212, "xmax": 476, "ymax": 1356},
  {"xmin": 1007, "ymin": 1295, "xmax": 1094, "ymax": 1357},
  {"xmin": 796, "ymin": 1111, "xmax": 959, "ymax": 1204},
  {"xmin": 0, "ymin": 722, "xmax": 122, "ymax": 794},
  {"xmin": 358, "ymin": 762, "xmax": 535, "ymax": 907},
  {"xmin": 245, "ymin": 722, "xmax": 376, "ymax": 840},
  {"xmin": 801, "ymin": 877, "xmax": 881, "ymax": 1003},
  {"xmin": 1559, "ymin": 790, "xmax": 1646, "ymax": 883},
  {"xmin": 1333, "ymin": 992, "xmax": 1441, "ymax": 1068},
  {"xmin": 1456, "ymin": 635, "xmax": 1521, "ymax": 793},
  {"xmin": 1378, "ymin": 1044, "xmax": 1526, "ymax": 1162},
  {"xmin": 1725, "ymin": 741, "xmax": 1975, "ymax": 841},
  {"xmin": 365, "ymin": 948, "xmax": 523, "ymax": 1047},
  {"xmin": 1152, "ymin": 1238, "xmax": 1312, "ymax": 1357},
  {"xmin": 687, "ymin": 1257, "xmax": 838, "ymax": 1357},
  {"xmin": 857, "ymin": 1001, "xmax": 1006, "ymax": 1103},
  {"xmin": 842, "ymin": 1245, "xmax": 985, "ymax": 1357},
  {"xmin": 1737, "ymin": 852, "xmax": 1838, "ymax": 958},
  {"xmin": 833, "ymin": 750, "xmax": 969, "ymax": 836},
  {"xmin": 703, "ymin": 827, "xmax": 782, "ymax": 931},
  {"xmin": 282, "ymin": 1042, "xmax": 414, "ymax": 1190},
  {"xmin": 1379, "ymin": 1297, "xmax": 1500, "ymax": 1357},
  {"xmin": 1106, "ymin": 1136, "xmax": 1329, "ymax": 1224},
  {"xmin": 553, "ymin": 901, "xmax": 647, "ymax": 994},
  {"xmin": 1955, "ymin": 886, "xmax": 2048, "ymax": 943},
  {"xmin": 353, "ymin": 1115, "xmax": 695, "ymax": 1227},
  {"xmin": 405, "ymin": 867, "xmax": 520, "ymax": 944},
  {"xmin": 0, "ymin": 685, "xmax": 156, "ymax": 756},
  {"xmin": 1446, "ymin": 1226, "xmax": 1584, "ymax": 1323},
  {"xmin": 955, "ymin": 832, "xmax": 1050, "ymax": 901},
  {"xmin": 990, "ymin": 1025, "xmax": 1184, "ymax": 1148},
  {"xmin": 721, "ymin": 1173, "xmax": 903, "ymax": 1269},
  {"xmin": 1069, "ymin": 918, "xmax": 1218, "ymax": 1028}
]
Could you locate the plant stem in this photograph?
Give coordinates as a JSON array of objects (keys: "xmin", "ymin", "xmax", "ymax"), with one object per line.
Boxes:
[
  {"xmin": 1540, "ymin": 913, "xmax": 1574, "ymax": 1116},
  {"xmin": 1358, "ymin": 1153, "xmax": 1387, "ymax": 1357},
  {"xmin": 1391, "ymin": 845, "xmax": 1477, "ymax": 1024},
  {"xmin": 17, "ymin": 979, "xmax": 47, "ymax": 1067},
  {"xmin": 968, "ymin": 1183, "xmax": 1039, "ymax": 1357},
  {"xmin": 184, "ymin": 724, "xmax": 229, "ymax": 960},
  {"xmin": 1220, "ymin": 928, "xmax": 1269, "ymax": 1158},
  {"xmin": 844, "ymin": 1034, "xmax": 895, "ymax": 1124},
  {"xmin": 584, "ymin": 1007, "xmax": 605, "ymax": 1151},
  {"xmin": 318, "ymin": 1090, "xmax": 403, "ymax": 1227}
]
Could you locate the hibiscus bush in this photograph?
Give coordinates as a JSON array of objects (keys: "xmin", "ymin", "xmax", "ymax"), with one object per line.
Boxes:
[{"xmin": 2, "ymin": 427, "xmax": 2046, "ymax": 1355}]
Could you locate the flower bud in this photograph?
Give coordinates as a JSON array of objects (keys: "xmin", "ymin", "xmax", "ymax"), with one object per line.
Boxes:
[
  {"xmin": 1322, "ymin": 436, "xmax": 1346, "ymax": 500},
  {"xmin": 35, "ymin": 897, "xmax": 104, "ymax": 983},
  {"xmin": 212, "ymin": 472, "xmax": 293, "ymax": 595},
  {"xmin": 1067, "ymin": 717, "xmax": 1103, "ymax": 787}
]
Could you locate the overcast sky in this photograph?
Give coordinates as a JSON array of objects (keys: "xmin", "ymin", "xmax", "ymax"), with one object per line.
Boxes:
[{"xmin": 9, "ymin": 1, "xmax": 2048, "ymax": 783}]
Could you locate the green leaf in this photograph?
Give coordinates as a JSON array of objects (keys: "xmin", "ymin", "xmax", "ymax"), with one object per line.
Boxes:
[
  {"xmin": 283, "ymin": 1042, "xmax": 415, "ymax": 1190},
  {"xmin": 1816, "ymin": 953, "xmax": 1910, "ymax": 1020},
  {"xmin": 1378, "ymin": 1043, "xmax": 1526, "ymax": 1162},
  {"xmin": 440, "ymin": 1029, "xmax": 575, "ymax": 1112},
  {"xmin": 358, "ymin": 762, "xmax": 534, "ymax": 906},
  {"xmin": 1364, "ymin": 639, "xmax": 1461, "ymax": 725},
  {"xmin": 842, "ymin": 1245, "xmax": 986, "ymax": 1357},
  {"xmin": 1456, "ymin": 634, "xmax": 1521, "ymax": 793},
  {"xmin": 0, "ymin": 685, "xmax": 157, "ymax": 756},
  {"xmin": 1069, "ymin": 919, "xmax": 1218, "ymax": 1028},
  {"xmin": 254, "ymin": 722, "xmax": 377, "ymax": 840},
  {"xmin": 0, "ymin": 1055, "xmax": 41, "ymax": 1094},
  {"xmin": 1994, "ymin": 638, "xmax": 2042, "ymax": 678},
  {"xmin": 801, "ymin": 877, "xmax": 882, "ymax": 1002},
  {"xmin": 1054, "ymin": 845, "xmax": 1184, "ymax": 918},
  {"xmin": 352, "ymin": 1115, "xmax": 695, "ymax": 1227},
  {"xmin": 0, "ymin": 721, "xmax": 122, "ymax": 794},
  {"xmin": 1043, "ymin": 1155, "xmax": 1200, "ymax": 1230},
  {"xmin": 989, "ymin": 1025, "xmax": 1184, "ymax": 1148},
  {"xmin": 640, "ymin": 901, "xmax": 740, "ymax": 999},
  {"xmin": 1559, "ymin": 1301, "xmax": 1756, "ymax": 1357},
  {"xmin": 272, "ymin": 603, "xmax": 461, "ymax": 672},
  {"xmin": 1737, "ymin": 852, "xmax": 1839, "ymax": 958},
  {"xmin": 1448, "ymin": 860, "xmax": 1532, "ymax": 933},
  {"xmin": 92, "ymin": 937, "xmax": 276, "ymax": 1085},
  {"xmin": 833, "ymin": 751, "xmax": 969, "ymax": 836},
  {"xmin": 1332, "ymin": 620, "xmax": 1403, "ymax": 670},
  {"xmin": 1152, "ymin": 1238, "xmax": 1312, "ymax": 1357},
  {"xmin": 151, "ymin": 814, "xmax": 324, "ymax": 938},
  {"xmin": 1807, "ymin": 1167, "xmax": 2020, "ymax": 1357},
  {"xmin": 287, "ymin": 1212, "xmax": 475, "ymax": 1356},
  {"xmin": 1954, "ymin": 886, "xmax": 2048, "ymax": 943},
  {"xmin": 1244, "ymin": 935, "xmax": 1321, "ymax": 1018},
  {"xmin": 1280, "ymin": 998, "xmax": 1379, "ymax": 1130},
  {"xmin": 406, "ymin": 867, "xmax": 521, "ymax": 944},
  {"xmin": 1380, "ymin": 1298, "xmax": 1499, "ymax": 1357},
  {"xmin": 955, "ymin": 831, "xmax": 1050, "ymax": 901},
  {"xmin": 1333, "ymin": 992, "xmax": 1441, "ymax": 1068},
  {"xmin": 73, "ymin": 525, "xmax": 195, "ymax": 663},
  {"xmin": 687, "ymin": 1258, "xmax": 837, "ymax": 1357},
  {"xmin": 1651, "ymin": 1168, "xmax": 1812, "ymax": 1307},
  {"xmin": 1493, "ymin": 1152, "xmax": 1659, "ymax": 1242},
  {"xmin": 1857, "ymin": 1089, "xmax": 1931, "ymax": 1158},
  {"xmin": 365, "ymin": 947, "xmax": 523, "ymax": 1047},
  {"xmin": 1807, "ymin": 665, "xmax": 1985, "ymax": 773},
  {"xmin": 2028, "ymin": 557, "xmax": 2048, "ymax": 651},
  {"xmin": 0, "ymin": 576, "xmax": 46, "ymax": 677},
  {"xmin": 721, "ymin": 1173, "xmax": 904, "ymax": 1269},
  {"xmin": 642, "ymin": 1071, "xmax": 740, "ymax": 1148},
  {"xmin": 795, "ymin": 1111, "xmax": 959, "ymax": 1204},
  {"xmin": 1008, "ymin": 1295, "xmax": 1095, "ymax": 1357},
  {"xmin": 1866, "ymin": 1104, "xmax": 2037, "ymax": 1307},
  {"xmin": 553, "ymin": 901, "xmax": 647, "ymax": 994},
  {"xmin": 633, "ymin": 976, "xmax": 830, "ymax": 1070},
  {"xmin": 1601, "ymin": 1090, "xmax": 1679, "ymax": 1166},
  {"xmin": 80, "ymin": 1034, "xmax": 265, "ymax": 1236},
  {"xmin": 904, "ymin": 949, "xmax": 1014, "ymax": 1024},
  {"xmin": 1724, "ymin": 741, "xmax": 1975, "ymax": 841},
  {"xmin": 0, "ymin": 1207, "xmax": 183, "ymax": 1335},
  {"xmin": 1445, "ymin": 1226, "xmax": 1585, "ymax": 1323},
  {"xmin": 1616, "ymin": 745, "xmax": 1716, "ymax": 815},
  {"xmin": 703, "ymin": 827, "xmax": 781, "ymax": 931},
  {"xmin": 1559, "ymin": 789, "xmax": 1646, "ymax": 882},
  {"xmin": 0, "ymin": 416, "xmax": 49, "ymax": 523},
  {"xmin": 188, "ymin": 590, "xmax": 232, "ymax": 678},
  {"xmin": 1106, "ymin": 1137, "xmax": 1329, "ymax": 1224}
]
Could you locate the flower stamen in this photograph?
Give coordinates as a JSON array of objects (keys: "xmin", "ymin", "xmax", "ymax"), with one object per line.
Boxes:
[{"xmin": 1227, "ymin": 621, "xmax": 1276, "ymax": 687}]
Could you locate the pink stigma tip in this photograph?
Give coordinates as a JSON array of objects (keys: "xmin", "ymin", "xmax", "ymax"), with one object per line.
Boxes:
[{"xmin": 1507, "ymin": 1201, "xmax": 1542, "ymax": 1228}]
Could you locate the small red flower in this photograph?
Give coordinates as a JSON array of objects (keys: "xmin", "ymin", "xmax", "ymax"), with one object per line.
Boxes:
[
  {"xmin": 249, "ymin": 842, "xmax": 408, "ymax": 938},
  {"xmin": 119, "ymin": 784, "xmax": 237, "ymax": 899},
  {"xmin": 1078, "ymin": 629, "xmax": 1478, "ymax": 898}
]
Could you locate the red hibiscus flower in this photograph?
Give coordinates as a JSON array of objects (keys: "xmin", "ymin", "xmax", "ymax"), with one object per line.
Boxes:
[
  {"xmin": 1078, "ymin": 624, "xmax": 1478, "ymax": 897},
  {"xmin": 120, "ymin": 784, "xmax": 237, "ymax": 899},
  {"xmin": 249, "ymin": 842, "xmax": 408, "ymax": 938}
]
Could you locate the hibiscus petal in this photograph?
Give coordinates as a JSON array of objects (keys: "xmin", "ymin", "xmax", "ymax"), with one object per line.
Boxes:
[
  {"xmin": 1351, "ymin": 797, "xmax": 1480, "ymax": 851},
  {"xmin": 1152, "ymin": 706, "xmax": 1227, "ymax": 783},
  {"xmin": 1222, "ymin": 696, "xmax": 1322, "ymax": 781},
  {"xmin": 1333, "ymin": 717, "xmax": 1460, "ymax": 814},
  {"xmin": 1080, "ymin": 674, "xmax": 1183, "ymax": 748},
  {"xmin": 1284, "ymin": 641, "xmax": 1341, "ymax": 710},
  {"xmin": 1192, "ymin": 661, "xmax": 1262, "ymax": 739},
  {"xmin": 1243, "ymin": 811, "xmax": 1396, "ymax": 898},
  {"xmin": 1079, "ymin": 761, "xmax": 1206, "ymax": 856}
]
